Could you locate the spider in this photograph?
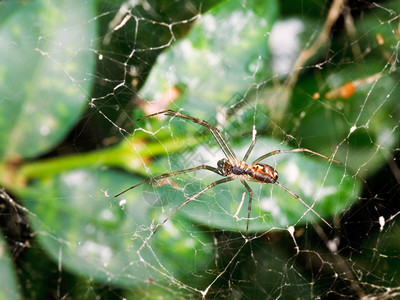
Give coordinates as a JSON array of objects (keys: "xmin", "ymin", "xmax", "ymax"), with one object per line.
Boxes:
[{"xmin": 115, "ymin": 110, "xmax": 340, "ymax": 235}]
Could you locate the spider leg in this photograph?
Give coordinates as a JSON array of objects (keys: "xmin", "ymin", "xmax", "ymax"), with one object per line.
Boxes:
[
  {"xmin": 242, "ymin": 138, "xmax": 257, "ymax": 162},
  {"xmin": 114, "ymin": 165, "xmax": 221, "ymax": 197},
  {"xmin": 153, "ymin": 177, "xmax": 234, "ymax": 234},
  {"xmin": 240, "ymin": 179, "xmax": 253, "ymax": 235},
  {"xmin": 274, "ymin": 181, "xmax": 332, "ymax": 228},
  {"xmin": 252, "ymin": 148, "xmax": 341, "ymax": 165},
  {"xmin": 134, "ymin": 109, "xmax": 236, "ymax": 159}
]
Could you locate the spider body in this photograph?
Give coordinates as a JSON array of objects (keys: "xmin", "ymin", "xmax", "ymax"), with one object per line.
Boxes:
[
  {"xmin": 218, "ymin": 158, "xmax": 278, "ymax": 184},
  {"xmin": 116, "ymin": 109, "xmax": 340, "ymax": 235},
  {"xmin": 248, "ymin": 163, "xmax": 278, "ymax": 184}
]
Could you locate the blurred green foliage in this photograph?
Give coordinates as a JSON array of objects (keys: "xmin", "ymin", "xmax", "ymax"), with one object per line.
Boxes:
[{"xmin": 1, "ymin": 0, "xmax": 400, "ymax": 298}]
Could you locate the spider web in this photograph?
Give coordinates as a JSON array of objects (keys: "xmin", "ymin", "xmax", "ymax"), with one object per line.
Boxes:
[{"xmin": 1, "ymin": 0, "xmax": 400, "ymax": 299}]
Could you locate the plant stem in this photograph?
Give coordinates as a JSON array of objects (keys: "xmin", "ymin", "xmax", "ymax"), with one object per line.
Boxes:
[{"xmin": 17, "ymin": 136, "xmax": 200, "ymax": 181}]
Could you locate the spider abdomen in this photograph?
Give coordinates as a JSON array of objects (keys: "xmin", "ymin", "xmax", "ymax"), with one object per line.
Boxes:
[{"xmin": 249, "ymin": 163, "xmax": 278, "ymax": 184}]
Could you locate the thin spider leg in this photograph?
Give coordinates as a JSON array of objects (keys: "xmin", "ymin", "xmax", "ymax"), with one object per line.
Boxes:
[
  {"xmin": 242, "ymin": 138, "xmax": 257, "ymax": 162},
  {"xmin": 274, "ymin": 181, "xmax": 332, "ymax": 228},
  {"xmin": 252, "ymin": 148, "xmax": 341, "ymax": 165},
  {"xmin": 165, "ymin": 110, "xmax": 237, "ymax": 159},
  {"xmin": 240, "ymin": 179, "xmax": 253, "ymax": 235},
  {"xmin": 153, "ymin": 177, "xmax": 234, "ymax": 234},
  {"xmin": 114, "ymin": 165, "xmax": 221, "ymax": 197},
  {"xmin": 134, "ymin": 109, "xmax": 236, "ymax": 159}
]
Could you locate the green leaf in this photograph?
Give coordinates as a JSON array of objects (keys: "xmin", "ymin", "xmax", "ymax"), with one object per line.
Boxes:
[
  {"xmin": 0, "ymin": 232, "xmax": 22, "ymax": 300},
  {"xmin": 17, "ymin": 168, "xmax": 214, "ymax": 287},
  {"xmin": 0, "ymin": 0, "xmax": 97, "ymax": 161},
  {"xmin": 139, "ymin": 0, "xmax": 278, "ymax": 118},
  {"xmin": 285, "ymin": 2, "xmax": 400, "ymax": 178},
  {"xmin": 140, "ymin": 137, "xmax": 361, "ymax": 233},
  {"xmin": 290, "ymin": 63, "xmax": 400, "ymax": 178}
]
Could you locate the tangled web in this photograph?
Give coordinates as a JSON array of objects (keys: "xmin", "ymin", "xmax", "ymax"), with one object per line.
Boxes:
[{"xmin": 1, "ymin": 0, "xmax": 400, "ymax": 298}]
